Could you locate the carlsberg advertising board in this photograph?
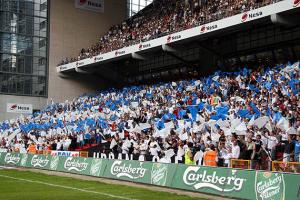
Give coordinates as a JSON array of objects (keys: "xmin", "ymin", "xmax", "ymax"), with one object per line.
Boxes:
[
  {"xmin": 3, "ymin": 153, "xmax": 21, "ymax": 166},
  {"xmin": 103, "ymin": 160, "xmax": 152, "ymax": 184},
  {"xmin": 0, "ymin": 152, "xmax": 299, "ymax": 200},
  {"xmin": 255, "ymin": 171, "xmax": 285, "ymax": 200},
  {"xmin": 29, "ymin": 154, "xmax": 51, "ymax": 169},
  {"xmin": 171, "ymin": 165, "xmax": 254, "ymax": 199},
  {"xmin": 59, "ymin": 157, "xmax": 91, "ymax": 175}
]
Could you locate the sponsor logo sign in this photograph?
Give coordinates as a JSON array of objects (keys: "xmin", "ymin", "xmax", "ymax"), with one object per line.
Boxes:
[
  {"xmin": 294, "ymin": 0, "xmax": 300, "ymax": 7},
  {"xmin": 90, "ymin": 159, "xmax": 102, "ymax": 176},
  {"xmin": 75, "ymin": 0, "xmax": 104, "ymax": 13},
  {"xmin": 94, "ymin": 56, "xmax": 103, "ymax": 62},
  {"xmin": 151, "ymin": 163, "xmax": 168, "ymax": 186},
  {"xmin": 241, "ymin": 11, "xmax": 263, "ymax": 22},
  {"xmin": 7, "ymin": 103, "xmax": 32, "ymax": 114},
  {"xmin": 31, "ymin": 155, "xmax": 50, "ymax": 168},
  {"xmin": 111, "ymin": 161, "xmax": 147, "ymax": 179},
  {"xmin": 200, "ymin": 25, "xmax": 206, "ymax": 33},
  {"xmin": 200, "ymin": 24, "xmax": 217, "ymax": 33},
  {"xmin": 167, "ymin": 34, "xmax": 181, "ymax": 43},
  {"xmin": 20, "ymin": 154, "xmax": 28, "ymax": 167},
  {"xmin": 64, "ymin": 157, "xmax": 89, "ymax": 172},
  {"xmin": 50, "ymin": 156, "xmax": 59, "ymax": 171},
  {"xmin": 183, "ymin": 167, "xmax": 246, "ymax": 192},
  {"xmin": 76, "ymin": 61, "xmax": 85, "ymax": 67},
  {"xmin": 115, "ymin": 50, "xmax": 126, "ymax": 56},
  {"xmin": 51, "ymin": 151, "xmax": 79, "ymax": 157},
  {"xmin": 255, "ymin": 172, "xmax": 285, "ymax": 200},
  {"xmin": 138, "ymin": 43, "xmax": 151, "ymax": 50},
  {"xmin": 60, "ymin": 66, "xmax": 68, "ymax": 71},
  {"xmin": 4, "ymin": 153, "xmax": 21, "ymax": 165}
]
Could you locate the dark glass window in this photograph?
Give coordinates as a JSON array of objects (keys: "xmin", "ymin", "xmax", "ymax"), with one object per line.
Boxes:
[{"xmin": 0, "ymin": 0, "xmax": 48, "ymax": 97}]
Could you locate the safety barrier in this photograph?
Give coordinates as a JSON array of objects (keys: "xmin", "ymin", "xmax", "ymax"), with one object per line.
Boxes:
[
  {"xmin": 0, "ymin": 152, "xmax": 299, "ymax": 200},
  {"xmin": 230, "ymin": 159, "xmax": 250, "ymax": 169},
  {"xmin": 272, "ymin": 161, "xmax": 300, "ymax": 174},
  {"xmin": 79, "ymin": 151, "xmax": 88, "ymax": 158}
]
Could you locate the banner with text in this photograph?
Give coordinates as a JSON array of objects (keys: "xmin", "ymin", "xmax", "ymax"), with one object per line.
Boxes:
[
  {"xmin": 0, "ymin": 152, "xmax": 299, "ymax": 200},
  {"xmin": 51, "ymin": 151, "xmax": 80, "ymax": 157},
  {"xmin": 75, "ymin": 0, "xmax": 104, "ymax": 13},
  {"xmin": 6, "ymin": 103, "xmax": 33, "ymax": 114}
]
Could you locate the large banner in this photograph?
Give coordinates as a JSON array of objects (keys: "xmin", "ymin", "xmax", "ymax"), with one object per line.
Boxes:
[
  {"xmin": 75, "ymin": 0, "xmax": 104, "ymax": 13},
  {"xmin": 51, "ymin": 151, "xmax": 80, "ymax": 157},
  {"xmin": 6, "ymin": 103, "xmax": 32, "ymax": 114},
  {"xmin": 1, "ymin": 152, "xmax": 299, "ymax": 200}
]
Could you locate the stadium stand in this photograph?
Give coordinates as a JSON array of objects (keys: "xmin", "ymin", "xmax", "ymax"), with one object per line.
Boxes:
[
  {"xmin": 1, "ymin": 61, "xmax": 299, "ymax": 171},
  {"xmin": 58, "ymin": 0, "xmax": 283, "ymax": 65}
]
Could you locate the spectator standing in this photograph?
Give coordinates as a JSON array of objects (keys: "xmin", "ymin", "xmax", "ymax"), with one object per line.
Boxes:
[{"xmin": 294, "ymin": 134, "xmax": 300, "ymax": 162}]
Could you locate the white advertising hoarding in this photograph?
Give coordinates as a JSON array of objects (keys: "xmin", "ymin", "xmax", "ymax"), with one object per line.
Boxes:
[
  {"xmin": 75, "ymin": 0, "xmax": 104, "ymax": 13},
  {"xmin": 7, "ymin": 103, "xmax": 33, "ymax": 114}
]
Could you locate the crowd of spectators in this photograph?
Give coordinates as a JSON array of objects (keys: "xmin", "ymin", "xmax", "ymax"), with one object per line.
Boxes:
[
  {"xmin": 59, "ymin": 0, "xmax": 282, "ymax": 65},
  {"xmin": 1, "ymin": 61, "xmax": 300, "ymax": 170}
]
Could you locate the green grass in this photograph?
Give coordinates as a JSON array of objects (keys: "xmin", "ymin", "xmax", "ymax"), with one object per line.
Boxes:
[{"xmin": 0, "ymin": 169, "xmax": 205, "ymax": 200}]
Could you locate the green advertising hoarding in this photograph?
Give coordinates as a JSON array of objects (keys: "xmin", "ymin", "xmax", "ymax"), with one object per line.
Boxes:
[
  {"xmin": 171, "ymin": 165, "xmax": 254, "ymax": 199},
  {"xmin": 1, "ymin": 152, "xmax": 22, "ymax": 166},
  {"xmin": 56, "ymin": 156, "xmax": 106, "ymax": 177},
  {"xmin": 103, "ymin": 160, "xmax": 177, "ymax": 187},
  {"xmin": 0, "ymin": 152, "xmax": 300, "ymax": 200},
  {"xmin": 103, "ymin": 159, "xmax": 153, "ymax": 184}
]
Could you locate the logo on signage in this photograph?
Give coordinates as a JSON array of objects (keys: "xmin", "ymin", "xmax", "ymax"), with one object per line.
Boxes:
[
  {"xmin": 10, "ymin": 104, "xmax": 17, "ymax": 110},
  {"xmin": 51, "ymin": 151, "xmax": 79, "ymax": 157},
  {"xmin": 115, "ymin": 50, "xmax": 125, "ymax": 56},
  {"xmin": 139, "ymin": 43, "xmax": 151, "ymax": 50},
  {"xmin": 64, "ymin": 157, "xmax": 89, "ymax": 172},
  {"xmin": 60, "ymin": 66, "xmax": 67, "ymax": 71},
  {"xmin": 167, "ymin": 35, "xmax": 181, "ymax": 43},
  {"xmin": 255, "ymin": 172, "xmax": 285, "ymax": 200},
  {"xmin": 20, "ymin": 154, "xmax": 28, "ymax": 167},
  {"xmin": 4, "ymin": 153, "xmax": 21, "ymax": 165},
  {"xmin": 111, "ymin": 161, "xmax": 147, "ymax": 179},
  {"xmin": 94, "ymin": 56, "xmax": 103, "ymax": 62},
  {"xmin": 31, "ymin": 155, "xmax": 50, "ymax": 168},
  {"xmin": 200, "ymin": 25, "xmax": 206, "ymax": 33},
  {"xmin": 241, "ymin": 11, "xmax": 263, "ymax": 22},
  {"xmin": 50, "ymin": 156, "xmax": 59, "ymax": 171},
  {"xmin": 76, "ymin": 62, "xmax": 84, "ymax": 67},
  {"xmin": 294, "ymin": 0, "xmax": 300, "ymax": 7},
  {"xmin": 183, "ymin": 167, "xmax": 246, "ymax": 192},
  {"xmin": 90, "ymin": 159, "xmax": 102, "ymax": 176},
  {"xmin": 200, "ymin": 25, "xmax": 217, "ymax": 33},
  {"xmin": 151, "ymin": 163, "xmax": 168, "ymax": 186}
]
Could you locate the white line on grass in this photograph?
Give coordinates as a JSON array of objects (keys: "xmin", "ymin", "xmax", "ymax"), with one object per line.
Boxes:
[{"xmin": 0, "ymin": 174, "xmax": 138, "ymax": 200}]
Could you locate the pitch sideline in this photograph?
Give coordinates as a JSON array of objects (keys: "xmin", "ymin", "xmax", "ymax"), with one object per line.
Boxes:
[{"xmin": 0, "ymin": 174, "xmax": 138, "ymax": 200}]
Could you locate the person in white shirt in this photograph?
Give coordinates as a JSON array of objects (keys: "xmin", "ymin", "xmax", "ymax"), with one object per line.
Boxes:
[
  {"xmin": 264, "ymin": 131, "xmax": 278, "ymax": 160},
  {"xmin": 231, "ymin": 140, "xmax": 240, "ymax": 159},
  {"xmin": 150, "ymin": 144, "xmax": 160, "ymax": 156},
  {"xmin": 139, "ymin": 140, "xmax": 148, "ymax": 155}
]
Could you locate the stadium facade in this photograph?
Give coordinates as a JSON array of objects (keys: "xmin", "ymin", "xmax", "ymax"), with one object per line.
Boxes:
[{"xmin": 0, "ymin": 0, "xmax": 126, "ymax": 121}]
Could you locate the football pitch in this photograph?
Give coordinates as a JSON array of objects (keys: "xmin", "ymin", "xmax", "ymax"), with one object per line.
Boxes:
[{"xmin": 0, "ymin": 169, "xmax": 206, "ymax": 200}]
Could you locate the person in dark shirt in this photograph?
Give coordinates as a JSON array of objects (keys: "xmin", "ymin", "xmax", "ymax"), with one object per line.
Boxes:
[
  {"xmin": 283, "ymin": 134, "xmax": 295, "ymax": 162},
  {"xmin": 252, "ymin": 134, "xmax": 263, "ymax": 169}
]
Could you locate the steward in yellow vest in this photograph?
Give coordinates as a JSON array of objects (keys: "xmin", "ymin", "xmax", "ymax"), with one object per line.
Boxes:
[{"xmin": 184, "ymin": 143, "xmax": 195, "ymax": 165}]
